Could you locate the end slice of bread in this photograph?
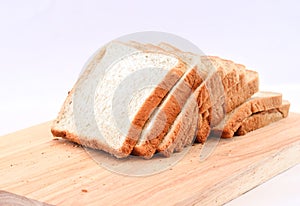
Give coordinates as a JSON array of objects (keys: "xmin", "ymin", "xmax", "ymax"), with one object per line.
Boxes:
[
  {"xmin": 212, "ymin": 91, "xmax": 283, "ymax": 138},
  {"xmin": 235, "ymin": 100, "xmax": 290, "ymax": 135}
]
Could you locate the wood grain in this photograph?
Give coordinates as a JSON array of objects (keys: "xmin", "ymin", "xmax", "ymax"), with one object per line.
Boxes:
[{"xmin": 0, "ymin": 113, "xmax": 300, "ymax": 206}]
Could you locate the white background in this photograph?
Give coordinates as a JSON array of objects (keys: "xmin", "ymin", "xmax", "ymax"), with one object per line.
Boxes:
[{"xmin": 0, "ymin": 0, "xmax": 299, "ymax": 205}]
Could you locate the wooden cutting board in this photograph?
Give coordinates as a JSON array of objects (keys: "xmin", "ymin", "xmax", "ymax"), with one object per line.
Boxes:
[{"xmin": 1, "ymin": 113, "xmax": 300, "ymax": 206}]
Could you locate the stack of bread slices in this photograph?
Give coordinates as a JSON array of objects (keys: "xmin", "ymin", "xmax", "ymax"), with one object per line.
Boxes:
[{"xmin": 51, "ymin": 41, "xmax": 290, "ymax": 159}]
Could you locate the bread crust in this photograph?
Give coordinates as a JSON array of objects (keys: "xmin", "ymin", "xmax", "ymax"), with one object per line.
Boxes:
[
  {"xmin": 157, "ymin": 92, "xmax": 198, "ymax": 157},
  {"xmin": 195, "ymin": 110, "xmax": 211, "ymax": 143},
  {"xmin": 236, "ymin": 101, "xmax": 290, "ymax": 135},
  {"xmin": 132, "ymin": 64, "xmax": 204, "ymax": 158},
  {"xmin": 212, "ymin": 92, "xmax": 283, "ymax": 138},
  {"xmin": 195, "ymin": 63, "xmax": 251, "ymax": 143},
  {"xmin": 209, "ymin": 70, "xmax": 259, "ymax": 127},
  {"xmin": 51, "ymin": 128, "xmax": 136, "ymax": 158}
]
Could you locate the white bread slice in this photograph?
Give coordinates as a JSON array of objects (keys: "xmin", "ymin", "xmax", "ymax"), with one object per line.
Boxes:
[
  {"xmin": 132, "ymin": 43, "xmax": 209, "ymax": 158},
  {"xmin": 156, "ymin": 55, "xmax": 229, "ymax": 153},
  {"xmin": 156, "ymin": 46, "xmax": 246, "ymax": 114},
  {"xmin": 51, "ymin": 41, "xmax": 187, "ymax": 158},
  {"xmin": 164, "ymin": 68, "xmax": 223, "ymax": 149},
  {"xmin": 236, "ymin": 100, "xmax": 290, "ymax": 135},
  {"xmin": 153, "ymin": 43, "xmax": 211, "ymax": 156},
  {"xmin": 209, "ymin": 70, "xmax": 259, "ymax": 127},
  {"xmin": 195, "ymin": 57, "xmax": 247, "ymax": 141},
  {"xmin": 158, "ymin": 44, "xmax": 226, "ymax": 108},
  {"xmin": 176, "ymin": 104, "xmax": 199, "ymax": 151},
  {"xmin": 182, "ymin": 70, "xmax": 223, "ymax": 144},
  {"xmin": 193, "ymin": 59, "xmax": 244, "ymax": 143},
  {"xmin": 195, "ymin": 68, "xmax": 257, "ymax": 143},
  {"xmin": 200, "ymin": 56, "xmax": 245, "ymax": 95},
  {"xmin": 158, "ymin": 42, "xmax": 211, "ymax": 78},
  {"xmin": 225, "ymin": 70, "xmax": 259, "ymax": 113},
  {"xmin": 129, "ymin": 42, "xmax": 201, "ymax": 156},
  {"xmin": 157, "ymin": 92, "xmax": 198, "ymax": 157},
  {"xmin": 212, "ymin": 91, "xmax": 282, "ymax": 138},
  {"xmin": 199, "ymin": 56, "xmax": 247, "ymax": 114}
]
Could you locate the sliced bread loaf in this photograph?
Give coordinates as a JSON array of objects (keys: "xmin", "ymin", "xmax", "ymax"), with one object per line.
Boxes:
[
  {"xmin": 51, "ymin": 41, "xmax": 187, "ymax": 158},
  {"xmin": 236, "ymin": 100, "xmax": 290, "ymax": 135},
  {"xmin": 211, "ymin": 91, "xmax": 283, "ymax": 138}
]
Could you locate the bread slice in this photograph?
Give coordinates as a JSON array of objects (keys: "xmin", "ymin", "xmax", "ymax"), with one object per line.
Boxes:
[
  {"xmin": 157, "ymin": 46, "xmax": 246, "ymax": 115},
  {"xmin": 211, "ymin": 91, "xmax": 282, "ymax": 138},
  {"xmin": 175, "ymin": 70, "xmax": 266, "ymax": 150},
  {"xmin": 158, "ymin": 69, "xmax": 221, "ymax": 156},
  {"xmin": 201, "ymin": 56, "xmax": 246, "ymax": 91},
  {"xmin": 151, "ymin": 43, "xmax": 224, "ymax": 156},
  {"xmin": 158, "ymin": 43, "xmax": 211, "ymax": 78},
  {"xmin": 225, "ymin": 70, "xmax": 259, "ymax": 113},
  {"xmin": 176, "ymin": 105, "xmax": 199, "ymax": 151},
  {"xmin": 194, "ymin": 62, "xmax": 250, "ymax": 143},
  {"xmin": 156, "ymin": 43, "xmax": 209, "ymax": 153},
  {"xmin": 236, "ymin": 100, "xmax": 290, "ymax": 135},
  {"xmin": 209, "ymin": 70, "xmax": 259, "ymax": 127},
  {"xmin": 180, "ymin": 64, "xmax": 229, "ymax": 145},
  {"xmin": 132, "ymin": 44, "xmax": 209, "ymax": 158},
  {"xmin": 51, "ymin": 41, "xmax": 187, "ymax": 158},
  {"xmin": 179, "ymin": 57, "xmax": 246, "ymax": 144},
  {"xmin": 152, "ymin": 44, "xmax": 242, "ymax": 156},
  {"xmin": 199, "ymin": 57, "xmax": 247, "ymax": 113},
  {"xmin": 197, "ymin": 57, "xmax": 247, "ymax": 135},
  {"xmin": 157, "ymin": 92, "xmax": 198, "ymax": 157}
]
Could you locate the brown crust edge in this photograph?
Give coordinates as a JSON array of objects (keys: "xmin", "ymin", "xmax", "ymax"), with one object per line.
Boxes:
[
  {"xmin": 132, "ymin": 64, "xmax": 204, "ymax": 158},
  {"xmin": 236, "ymin": 101, "xmax": 290, "ymax": 135}
]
